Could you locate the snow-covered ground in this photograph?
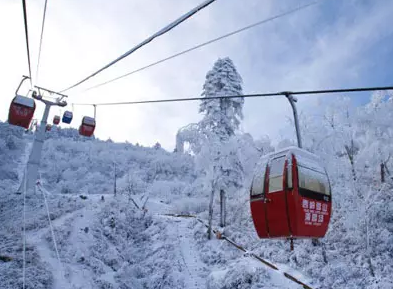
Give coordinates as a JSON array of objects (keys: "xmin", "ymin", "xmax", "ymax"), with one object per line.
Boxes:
[
  {"xmin": 2, "ymin": 176, "xmax": 311, "ymax": 289},
  {"xmin": 2, "ymin": 109, "xmax": 393, "ymax": 289},
  {"xmin": 172, "ymin": 217, "xmax": 207, "ymax": 289},
  {"xmin": 160, "ymin": 214, "xmax": 306, "ymax": 289},
  {"xmin": 27, "ymin": 192, "xmax": 113, "ymax": 289}
]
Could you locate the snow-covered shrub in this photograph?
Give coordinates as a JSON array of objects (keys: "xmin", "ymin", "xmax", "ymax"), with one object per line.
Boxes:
[
  {"xmin": 207, "ymin": 259, "xmax": 271, "ymax": 289},
  {"xmin": 40, "ymin": 135, "xmax": 195, "ymax": 198},
  {"xmin": 83, "ymin": 198, "xmax": 184, "ymax": 288}
]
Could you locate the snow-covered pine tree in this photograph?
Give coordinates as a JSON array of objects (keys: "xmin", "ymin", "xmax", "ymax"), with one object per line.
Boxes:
[
  {"xmin": 198, "ymin": 57, "xmax": 245, "ymax": 237},
  {"xmin": 199, "ymin": 57, "xmax": 245, "ymax": 189},
  {"xmin": 199, "ymin": 57, "xmax": 244, "ymax": 140}
]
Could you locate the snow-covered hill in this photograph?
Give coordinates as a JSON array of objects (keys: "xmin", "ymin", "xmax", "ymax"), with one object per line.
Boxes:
[
  {"xmin": 1, "ymin": 90, "xmax": 393, "ymax": 289},
  {"xmin": 0, "ymin": 125, "xmax": 306, "ymax": 289}
]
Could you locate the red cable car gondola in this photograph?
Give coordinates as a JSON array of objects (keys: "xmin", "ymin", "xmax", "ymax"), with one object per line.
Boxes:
[
  {"xmin": 8, "ymin": 76, "xmax": 36, "ymax": 129},
  {"xmin": 8, "ymin": 95, "xmax": 36, "ymax": 129},
  {"xmin": 46, "ymin": 124, "xmax": 52, "ymax": 132},
  {"xmin": 79, "ymin": 116, "xmax": 95, "ymax": 137},
  {"xmin": 250, "ymin": 147, "xmax": 331, "ymax": 241},
  {"xmin": 53, "ymin": 115, "xmax": 60, "ymax": 125}
]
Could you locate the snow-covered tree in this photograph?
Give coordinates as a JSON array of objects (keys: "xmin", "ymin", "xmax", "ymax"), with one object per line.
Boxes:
[
  {"xmin": 197, "ymin": 57, "xmax": 245, "ymax": 188},
  {"xmin": 195, "ymin": 58, "xmax": 245, "ymax": 237},
  {"xmin": 199, "ymin": 57, "xmax": 244, "ymax": 140},
  {"xmin": 153, "ymin": 142, "xmax": 162, "ymax": 150},
  {"xmin": 357, "ymin": 91, "xmax": 393, "ymax": 183},
  {"xmin": 176, "ymin": 123, "xmax": 205, "ymax": 154}
]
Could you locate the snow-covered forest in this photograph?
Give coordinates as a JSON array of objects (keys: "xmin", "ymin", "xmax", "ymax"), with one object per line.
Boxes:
[{"xmin": 1, "ymin": 57, "xmax": 393, "ymax": 289}]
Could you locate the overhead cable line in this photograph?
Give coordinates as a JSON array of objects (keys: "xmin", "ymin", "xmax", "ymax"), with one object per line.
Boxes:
[
  {"xmin": 37, "ymin": 183, "xmax": 64, "ymax": 282},
  {"xmin": 22, "ymin": 0, "xmax": 33, "ymax": 86},
  {"xmin": 72, "ymin": 85, "xmax": 393, "ymax": 107},
  {"xmin": 35, "ymin": 0, "xmax": 49, "ymax": 84},
  {"xmin": 60, "ymin": 0, "xmax": 218, "ymax": 93},
  {"xmin": 83, "ymin": 1, "xmax": 319, "ymax": 93}
]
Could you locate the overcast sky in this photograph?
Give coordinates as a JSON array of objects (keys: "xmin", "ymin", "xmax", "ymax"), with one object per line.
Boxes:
[{"xmin": 1, "ymin": 0, "xmax": 392, "ymax": 149}]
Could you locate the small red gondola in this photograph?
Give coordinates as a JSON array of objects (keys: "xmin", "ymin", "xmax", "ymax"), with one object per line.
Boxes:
[
  {"xmin": 46, "ymin": 124, "xmax": 52, "ymax": 132},
  {"xmin": 53, "ymin": 115, "xmax": 60, "ymax": 125},
  {"xmin": 8, "ymin": 95, "xmax": 36, "ymax": 129},
  {"xmin": 250, "ymin": 147, "xmax": 331, "ymax": 240},
  {"xmin": 79, "ymin": 116, "xmax": 95, "ymax": 137}
]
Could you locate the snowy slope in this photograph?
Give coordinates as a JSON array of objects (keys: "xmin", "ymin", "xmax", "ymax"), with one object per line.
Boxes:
[{"xmin": 2, "ymin": 110, "xmax": 393, "ymax": 289}]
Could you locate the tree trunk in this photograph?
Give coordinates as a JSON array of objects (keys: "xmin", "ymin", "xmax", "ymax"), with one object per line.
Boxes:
[
  {"xmin": 129, "ymin": 196, "xmax": 140, "ymax": 210},
  {"xmin": 365, "ymin": 217, "xmax": 375, "ymax": 276},
  {"xmin": 322, "ymin": 245, "xmax": 328, "ymax": 264},
  {"xmin": 220, "ymin": 189, "xmax": 226, "ymax": 228},
  {"xmin": 207, "ymin": 187, "xmax": 215, "ymax": 240},
  {"xmin": 344, "ymin": 144, "xmax": 357, "ymax": 181},
  {"xmin": 381, "ymin": 163, "xmax": 385, "ymax": 183},
  {"xmin": 113, "ymin": 163, "xmax": 117, "ymax": 196}
]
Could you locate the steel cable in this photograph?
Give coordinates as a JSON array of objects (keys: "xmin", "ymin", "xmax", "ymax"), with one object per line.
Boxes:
[
  {"xmin": 22, "ymin": 0, "xmax": 33, "ymax": 86},
  {"xmin": 83, "ymin": 1, "xmax": 319, "ymax": 93},
  {"xmin": 72, "ymin": 85, "xmax": 393, "ymax": 107},
  {"xmin": 60, "ymin": 0, "xmax": 218, "ymax": 93},
  {"xmin": 35, "ymin": 0, "xmax": 49, "ymax": 84}
]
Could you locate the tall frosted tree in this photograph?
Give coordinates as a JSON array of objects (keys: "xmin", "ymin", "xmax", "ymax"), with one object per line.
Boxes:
[
  {"xmin": 198, "ymin": 57, "xmax": 245, "ymax": 238},
  {"xmin": 199, "ymin": 57, "xmax": 244, "ymax": 140}
]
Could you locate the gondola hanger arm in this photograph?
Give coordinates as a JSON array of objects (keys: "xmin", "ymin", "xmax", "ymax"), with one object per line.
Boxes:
[{"xmin": 15, "ymin": 76, "xmax": 31, "ymax": 95}]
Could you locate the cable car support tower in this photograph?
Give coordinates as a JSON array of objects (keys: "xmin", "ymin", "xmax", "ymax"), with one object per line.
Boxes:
[{"xmin": 17, "ymin": 87, "xmax": 67, "ymax": 194}]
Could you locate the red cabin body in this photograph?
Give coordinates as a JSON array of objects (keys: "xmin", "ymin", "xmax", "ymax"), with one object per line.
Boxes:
[
  {"xmin": 8, "ymin": 95, "xmax": 36, "ymax": 129},
  {"xmin": 46, "ymin": 124, "xmax": 52, "ymax": 132},
  {"xmin": 79, "ymin": 116, "xmax": 95, "ymax": 137},
  {"xmin": 53, "ymin": 115, "xmax": 60, "ymax": 125},
  {"xmin": 250, "ymin": 147, "xmax": 332, "ymax": 239}
]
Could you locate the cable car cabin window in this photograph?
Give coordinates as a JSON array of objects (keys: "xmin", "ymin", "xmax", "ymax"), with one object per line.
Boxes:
[
  {"xmin": 298, "ymin": 165, "xmax": 330, "ymax": 195},
  {"xmin": 268, "ymin": 156, "xmax": 285, "ymax": 193},
  {"xmin": 251, "ymin": 169, "xmax": 265, "ymax": 196}
]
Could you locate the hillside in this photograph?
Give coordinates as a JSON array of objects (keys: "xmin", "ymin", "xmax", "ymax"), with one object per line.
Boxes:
[{"xmin": 1, "ymin": 90, "xmax": 393, "ymax": 289}]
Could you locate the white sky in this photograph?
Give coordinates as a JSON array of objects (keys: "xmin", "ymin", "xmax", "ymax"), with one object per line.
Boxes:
[{"xmin": 1, "ymin": 0, "xmax": 392, "ymax": 150}]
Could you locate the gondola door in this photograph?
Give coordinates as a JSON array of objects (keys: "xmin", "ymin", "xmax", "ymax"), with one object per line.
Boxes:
[
  {"xmin": 265, "ymin": 155, "xmax": 290, "ymax": 237},
  {"xmin": 250, "ymin": 163, "xmax": 270, "ymax": 238}
]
